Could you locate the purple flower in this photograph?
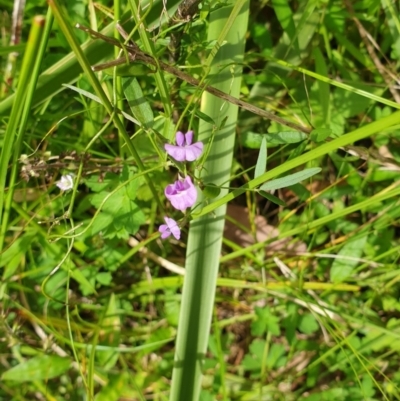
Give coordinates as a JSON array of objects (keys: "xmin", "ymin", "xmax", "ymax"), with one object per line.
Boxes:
[
  {"xmin": 165, "ymin": 176, "xmax": 197, "ymax": 211},
  {"xmin": 164, "ymin": 131, "xmax": 203, "ymax": 162},
  {"xmin": 159, "ymin": 217, "xmax": 181, "ymax": 240}
]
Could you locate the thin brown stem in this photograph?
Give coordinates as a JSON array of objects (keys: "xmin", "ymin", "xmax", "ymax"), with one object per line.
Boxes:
[{"xmin": 76, "ymin": 23, "xmax": 312, "ymax": 134}]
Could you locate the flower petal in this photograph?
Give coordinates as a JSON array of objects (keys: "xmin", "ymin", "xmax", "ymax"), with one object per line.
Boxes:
[
  {"xmin": 56, "ymin": 174, "xmax": 74, "ymax": 191},
  {"xmin": 159, "ymin": 217, "xmax": 181, "ymax": 240},
  {"xmin": 169, "ymin": 193, "xmax": 190, "ymax": 211},
  {"xmin": 165, "ymin": 217, "xmax": 181, "ymax": 240},
  {"xmin": 164, "ymin": 144, "xmax": 187, "ymax": 162},
  {"xmin": 165, "ymin": 176, "xmax": 197, "ymax": 211},
  {"xmin": 158, "ymin": 224, "xmax": 171, "ymax": 239},
  {"xmin": 184, "ymin": 130, "xmax": 194, "ymax": 145},
  {"xmin": 184, "ymin": 142, "xmax": 203, "ymax": 161},
  {"xmin": 175, "ymin": 131, "xmax": 185, "ymax": 146},
  {"xmin": 183, "ymin": 177, "xmax": 198, "ymax": 206},
  {"xmin": 170, "ymin": 224, "xmax": 181, "ymax": 240}
]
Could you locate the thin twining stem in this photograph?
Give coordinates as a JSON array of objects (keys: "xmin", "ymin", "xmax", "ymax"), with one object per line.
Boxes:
[
  {"xmin": 75, "ymin": 23, "xmax": 312, "ymax": 134},
  {"xmin": 75, "ymin": 24, "xmax": 400, "ymax": 169}
]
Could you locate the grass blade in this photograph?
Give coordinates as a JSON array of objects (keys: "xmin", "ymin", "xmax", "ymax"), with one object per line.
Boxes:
[
  {"xmin": 260, "ymin": 167, "xmax": 321, "ymax": 191},
  {"xmin": 0, "ymin": 15, "xmax": 45, "ymax": 252},
  {"xmin": 0, "ymin": 0, "xmax": 183, "ymax": 115},
  {"xmin": 254, "ymin": 136, "xmax": 267, "ymax": 179},
  {"xmin": 169, "ymin": 1, "xmax": 249, "ymax": 400},
  {"xmin": 48, "ymin": 0, "xmax": 163, "ymax": 210}
]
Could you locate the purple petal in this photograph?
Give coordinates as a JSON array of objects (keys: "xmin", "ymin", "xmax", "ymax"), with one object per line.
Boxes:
[
  {"xmin": 185, "ymin": 131, "xmax": 194, "ymax": 145},
  {"xmin": 176, "ymin": 131, "xmax": 185, "ymax": 146},
  {"xmin": 184, "ymin": 142, "xmax": 203, "ymax": 161},
  {"xmin": 170, "ymin": 225, "xmax": 181, "ymax": 240},
  {"xmin": 164, "ymin": 217, "xmax": 176, "ymax": 227},
  {"xmin": 164, "ymin": 176, "xmax": 197, "ymax": 211},
  {"xmin": 165, "ymin": 217, "xmax": 181, "ymax": 240},
  {"xmin": 183, "ymin": 177, "xmax": 198, "ymax": 205},
  {"xmin": 169, "ymin": 194, "xmax": 190, "ymax": 211},
  {"xmin": 158, "ymin": 224, "xmax": 171, "ymax": 239},
  {"xmin": 159, "ymin": 217, "xmax": 181, "ymax": 240},
  {"xmin": 164, "ymin": 144, "xmax": 187, "ymax": 162},
  {"xmin": 165, "ymin": 184, "xmax": 176, "ymax": 197}
]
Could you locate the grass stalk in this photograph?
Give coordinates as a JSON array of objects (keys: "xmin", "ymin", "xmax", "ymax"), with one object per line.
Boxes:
[
  {"xmin": 0, "ymin": 0, "xmax": 183, "ymax": 115},
  {"xmin": 128, "ymin": 0, "xmax": 173, "ymax": 139},
  {"xmin": 113, "ymin": 0, "xmax": 125, "ymax": 155},
  {"xmin": 48, "ymin": 0, "xmax": 163, "ymax": 210},
  {"xmin": 0, "ymin": 15, "xmax": 45, "ymax": 253},
  {"xmin": 169, "ymin": 2, "xmax": 249, "ymax": 400},
  {"xmin": 0, "ymin": 8, "xmax": 53, "ymax": 257},
  {"xmin": 194, "ymin": 108, "xmax": 400, "ymax": 219}
]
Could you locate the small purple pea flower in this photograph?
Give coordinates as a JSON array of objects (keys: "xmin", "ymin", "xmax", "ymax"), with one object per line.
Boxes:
[
  {"xmin": 164, "ymin": 131, "xmax": 203, "ymax": 162},
  {"xmin": 165, "ymin": 176, "xmax": 197, "ymax": 211},
  {"xmin": 159, "ymin": 217, "xmax": 181, "ymax": 240}
]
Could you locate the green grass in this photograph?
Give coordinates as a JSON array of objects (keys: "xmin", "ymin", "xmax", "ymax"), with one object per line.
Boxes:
[{"xmin": 1, "ymin": 0, "xmax": 400, "ymax": 400}]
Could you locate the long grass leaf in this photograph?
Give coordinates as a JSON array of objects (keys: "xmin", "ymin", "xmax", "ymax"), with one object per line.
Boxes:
[
  {"xmin": 169, "ymin": 2, "xmax": 249, "ymax": 400},
  {"xmin": 0, "ymin": 0, "xmax": 183, "ymax": 115},
  {"xmin": 254, "ymin": 137, "xmax": 267, "ymax": 179},
  {"xmin": 271, "ymin": 57, "xmax": 400, "ymax": 109},
  {"xmin": 0, "ymin": 8, "xmax": 53, "ymax": 263},
  {"xmin": 128, "ymin": 0, "xmax": 172, "ymax": 122},
  {"xmin": 194, "ymin": 109, "xmax": 400, "ymax": 218},
  {"xmin": 48, "ymin": 0, "xmax": 163, "ymax": 210},
  {"xmin": 260, "ymin": 167, "xmax": 321, "ymax": 191},
  {"xmin": 0, "ymin": 16, "xmax": 45, "ymax": 252}
]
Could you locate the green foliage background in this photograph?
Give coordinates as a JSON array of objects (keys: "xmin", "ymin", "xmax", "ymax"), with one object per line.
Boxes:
[{"xmin": 1, "ymin": 0, "xmax": 400, "ymax": 400}]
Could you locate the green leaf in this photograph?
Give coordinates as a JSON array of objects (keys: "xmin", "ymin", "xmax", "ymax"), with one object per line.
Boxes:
[
  {"xmin": 266, "ymin": 343, "xmax": 286, "ymax": 369},
  {"xmin": 258, "ymin": 191, "xmax": 286, "ymax": 206},
  {"xmin": 92, "ymin": 198, "xmax": 145, "ymax": 239},
  {"xmin": 110, "ymin": 198, "xmax": 145, "ymax": 234},
  {"xmin": 240, "ymin": 131, "xmax": 307, "ymax": 149},
  {"xmin": 266, "ymin": 131, "xmax": 308, "ymax": 145},
  {"xmin": 310, "ymin": 127, "xmax": 332, "ymax": 142},
  {"xmin": 96, "ymin": 272, "xmax": 113, "ymax": 286},
  {"xmin": 330, "ymin": 235, "xmax": 368, "ymax": 283},
  {"xmin": 254, "ymin": 136, "xmax": 267, "ymax": 179},
  {"xmin": 0, "ymin": 231, "xmax": 37, "ymax": 268},
  {"xmin": 95, "ymin": 373, "xmax": 128, "ymax": 401},
  {"xmin": 67, "ymin": 260, "xmax": 97, "ymax": 295},
  {"xmin": 91, "ymin": 212, "xmax": 114, "ymax": 236},
  {"xmin": 202, "ymin": 183, "xmax": 221, "ymax": 199},
  {"xmin": 199, "ymin": 390, "xmax": 214, "ymax": 401},
  {"xmin": 282, "ymin": 304, "xmax": 300, "ymax": 344},
  {"xmin": 251, "ymin": 306, "xmax": 281, "ymax": 336},
  {"xmin": 240, "ymin": 132, "xmax": 263, "ymax": 149},
  {"xmin": 1, "ymin": 355, "xmax": 70, "ymax": 381},
  {"xmin": 271, "ymin": 0, "xmax": 298, "ymax": 51},
  {"xmin": 122, "ymin": 77, "xmax": 154, "ymax": 129},
  {"xmin": 289, "ymin": 183, "xmax": 311, "ymax": 201},
  {"xmin": 125, "ymin": 174, "xmax": 141, "ymax": 200},
  {"xmin": 96, "ymin": 293, "xmax": 120, "ymax": 370},
  {"xmin": 298, "ymin": 313, "xmax": 319, "ymax": 334},
  {"xmin": 241, "ymin": 339, "xmax": 265, "ymax": 371},
  {"xmin": 84, "ymin": 174, "xmax": 120, "ymax": 193},
  {"xmin": 194, "ymin": 109, "xmax": 215, "ymax": 125},
  {"xmin": 91, "ymin": 191, "xmax": 114, "ymax": 209},
  {"xmin": 260, "ymin": 167, "xmax": 321, "ymax": 191},
  {"xmin": 313, "ymin": 47, "xmax": 330, "ymax": 122},
  {"xmin": 64, "ymin": 84, "xmax": 140, "ymax": 125},
  {"xmin": 89, "ymin": 170, "xmax": 145, "ymax": 238}
]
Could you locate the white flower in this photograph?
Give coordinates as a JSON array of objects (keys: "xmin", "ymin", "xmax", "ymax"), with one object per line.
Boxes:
[{"xmin": 56, "ymin": 174, "xmax": 74, "ymax": 191}]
